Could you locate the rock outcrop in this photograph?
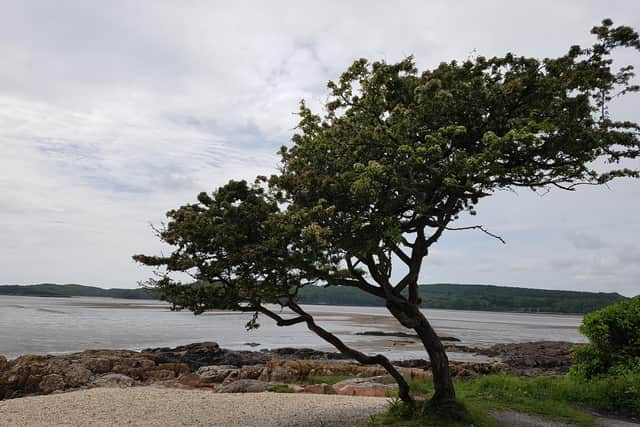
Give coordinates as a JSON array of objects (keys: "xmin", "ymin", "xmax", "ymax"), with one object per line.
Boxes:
[
  {"xmin": 0, "ymin": 340, "xmax": 576, "ymax": 400},
  {"xmin": 444, "ymin": 341, "xmax": 580, "ymax": 374},
  {"xmin": 0, "ymin": 349, "xmax": 186, "ymax": 399}
]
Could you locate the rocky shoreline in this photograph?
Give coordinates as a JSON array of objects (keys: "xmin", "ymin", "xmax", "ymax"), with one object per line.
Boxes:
[{"xmin": 0, "ymin": 340, "xmax": 580, "ymax": 400}]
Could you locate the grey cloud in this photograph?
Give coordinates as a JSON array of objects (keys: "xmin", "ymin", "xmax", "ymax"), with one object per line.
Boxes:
[
  {"xmin": 550, "ymin": 259, "xmax": 579, "ymax": 271},
  {"xmin": 567, "ymin": 231, "xmax": 608, "ymax": 250},
  {"xmin": 616, "ymin": 245, "xmax": 640, "ymax": 265}
]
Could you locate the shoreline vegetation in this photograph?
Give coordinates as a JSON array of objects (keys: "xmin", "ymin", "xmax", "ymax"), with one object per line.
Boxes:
[{"xmin": 0, "ymin": 283, "xmax": 627, "ymax": 314}]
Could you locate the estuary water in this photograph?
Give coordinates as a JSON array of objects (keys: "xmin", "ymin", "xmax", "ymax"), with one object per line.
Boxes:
[{"xmin": 0, "ymin": 295, "xmax": 586, "ymax": 361}]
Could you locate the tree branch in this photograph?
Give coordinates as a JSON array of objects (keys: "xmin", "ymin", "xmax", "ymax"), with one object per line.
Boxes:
[
  {"xmin": 395, "ymin": 231, "xmax": 427, "ymax": 303},
  {"xmin": 309, "ymin": 262, "xmax": 385, "ymax": 298},
  {"xmin": 364, "ymin": 253, "xmax": 398, "ymax": 300},
  {"xmin": 255, "ymin": 305, "xmax": 308, "ymax": 326},
  {"xmin": 287, "ymin": 301, "xmax": 413, "ymax": 403},
  {"xmin": 345, "ymin": 256, "xmax": 383, "ymax": 296},
  {"xmin": 445, "ymin": 225, "xmax": 506, "ymax": 244},
  {"xmin": 391, "ymin": 245, "xmax": 412, "ymax": 266}
]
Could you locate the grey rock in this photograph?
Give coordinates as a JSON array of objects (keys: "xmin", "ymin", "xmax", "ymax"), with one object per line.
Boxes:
[
  {"xmin": 92, "ymin": 373, "xmax": 135, "ymax": 388},
  {"xmin": 217, "ymin": 379, "xmax": 280, "ymax": 393},
  {"xmin": 332, "ymin": 377, "xmax": 397, "ymax": 397},
  {"xmin": 63, "ymin": 364, "xmax": 92, "ymax": 387},
  {"xmin": 39, "ymin": 374, "xmax": 66, "ymax": 394},
  {"xmin": 196, "ymin": 365, "xmax": 238, "ymax": 383},
  {"xmin": 335, "ymin": 376, "xmax": 396, "ymax": 385}
]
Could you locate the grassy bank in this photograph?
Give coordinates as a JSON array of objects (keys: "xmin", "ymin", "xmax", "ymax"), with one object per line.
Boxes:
[{"xmin": 371, "ymin": 373, "xmax": 640, "ymax": 426}]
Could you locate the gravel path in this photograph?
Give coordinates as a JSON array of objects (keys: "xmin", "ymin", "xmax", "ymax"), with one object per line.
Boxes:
[{"xmin": 0, "ymin": 387, "xmax": 388, "ymax": 427}]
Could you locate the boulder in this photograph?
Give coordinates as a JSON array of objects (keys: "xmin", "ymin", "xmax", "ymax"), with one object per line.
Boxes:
[
  {"xmin": 196, "ymin": 365, "xmax": 238, "ymax": 383},
  {"xmin": 332, "ymin": 377, "xmax": 397, "ymax": 397},
  {"xmin": 300, "ymin": 383, "xmax": 331, "ymax": 394},
  {"xmin": 266, "ymin": 347, "xmax": 348, "ymax": 361},
  {"xmin": 222, "ymin": 370, "xmax": 238, "ymax": 385},
  {"xmin": 158, "ymin": 363, "xmax": 190, "ymax": 374},
  {"xmin": 91, "ymin": 373, "xmax": 135, "ymax": 388},
  {"xmin": 81, "ymin": 357, "xmax": 112, "ymax": 374},
  {"xmin": 259, "ymin": 360, "xmax": 316, "ymax": 382},
  {"xmin": 217, "ymin": 379, "xmax": 279, "ymax": 393},
  {"xmin": 237, "ymin": 365, "xmax": 264, "ymax": 380},
  {"xmin": 39, "ymin": 374, "xmax": 66, "ymax": 394},
  {"xmin": 178, "ymin": 373, "xmax": 211, "ymax": 388},
  {"xmin": 143, "ymin": 369, "xmax": 176, "ymax": 382},
  {"xmin": 0, "ymin": 355, "xmax": 7, "ymax": 371},
  {"xmin": 135, "ymin": 358, "xmax": 157, "ymax": 370},
  {"xmin": 112, "ymin": 365, "xmax": 145, "ymax": 380},
  {"xmin": 143, "ymin": 342, "xmax": 270, "ymax": 369},
  {"xmin": 263, "ymin": 365, "xmax": 298, "ymax": 382},
  {"xmin": 63, "ymin": 364, "xmax": 92, "ymax": 387}
]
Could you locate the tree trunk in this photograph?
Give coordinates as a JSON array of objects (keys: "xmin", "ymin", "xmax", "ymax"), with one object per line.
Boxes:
[
  {"xmin": 413, "ymin": 311, "xmax": 456, "ymax": 402},
  {"xmin": 386, "ymin": 301, "xmax": 456, "ymax": 403}
]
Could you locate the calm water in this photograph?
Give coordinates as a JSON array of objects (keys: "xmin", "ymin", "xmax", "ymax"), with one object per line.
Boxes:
[{"xmin": 0, "ymin": 296, "xmax": 586, "ymax": 361}]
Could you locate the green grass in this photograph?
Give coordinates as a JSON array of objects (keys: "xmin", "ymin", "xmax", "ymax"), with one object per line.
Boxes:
[
  {"xmin": 267, "ymin": 384, "xmax": 295, "ymax": 393},
  {"xmin": 460, "ymin": 374, "xmax": 640, "ymax": 420},
  {"xmin": 373, "ymin": 375, "xmax": 602, "ymax": 426},
  {"xmin": 370, "ymin": 397, "xmax": 500, "ymax": 427},
  {"xmin": 455, "ymin": 376, "xmax": 594, "ymax": 425}
]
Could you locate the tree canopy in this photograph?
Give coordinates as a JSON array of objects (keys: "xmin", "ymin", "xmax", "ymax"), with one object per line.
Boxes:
[{"xmin": 135, "ymin": 20, "xmax": 640, "ymax": 410}]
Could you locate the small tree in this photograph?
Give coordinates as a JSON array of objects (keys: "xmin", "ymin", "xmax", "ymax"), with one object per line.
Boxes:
[{"xmin": 135, "ymin": 20, "xmax": 639, "ymax": 411}]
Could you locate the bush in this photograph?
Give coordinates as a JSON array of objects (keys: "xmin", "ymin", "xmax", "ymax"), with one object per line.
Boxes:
[
  {"xmin": 569, "ymin": 296, "xmax": 640, "ymax": 417},
  {"xmin": 573, "ymin": 296, "xmax": 640, "ymax": 378}
]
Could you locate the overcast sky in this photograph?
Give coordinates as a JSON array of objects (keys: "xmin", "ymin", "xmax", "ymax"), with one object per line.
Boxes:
[{"xmin": 1, "ymin": 1, "xmax": 638, "ymax": 296}]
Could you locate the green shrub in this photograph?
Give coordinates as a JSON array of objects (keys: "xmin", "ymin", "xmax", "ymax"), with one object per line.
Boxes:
[
  {"xmin": 568, "ymin": 296, "xmax": 640, "ymax": 417},
  {"xmin": 573, "ymin": 296, "xmax": 640, "ymax": 378}
]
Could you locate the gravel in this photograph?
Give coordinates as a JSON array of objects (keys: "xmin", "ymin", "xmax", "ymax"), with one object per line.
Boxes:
[{"xmin": 0, "ymin": 386, "xmax": 388, "ymax": 427}]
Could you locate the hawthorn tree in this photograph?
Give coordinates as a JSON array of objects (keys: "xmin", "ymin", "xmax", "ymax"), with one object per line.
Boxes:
[{"xmin": 135, "ymin": 20, "xmax": 639, "ymax": 410}]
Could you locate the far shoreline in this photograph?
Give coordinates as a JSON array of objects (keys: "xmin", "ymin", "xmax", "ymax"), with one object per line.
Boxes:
[{"xmin": 0, "ymin": 293, "xmax": 591, "ymax": 316}]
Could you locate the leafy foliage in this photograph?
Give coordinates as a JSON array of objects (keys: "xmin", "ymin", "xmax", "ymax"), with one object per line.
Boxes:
[
  {"xmin": 572, "ymin": 296, "xmax": 640, "ymax": 379},
  {"xmin": 275, "ymin": 19, "xmax": 640, "ymax": 273},
  {"xmin": 133, "ymin": 180, "xmax": 311, "ymax": 322}
]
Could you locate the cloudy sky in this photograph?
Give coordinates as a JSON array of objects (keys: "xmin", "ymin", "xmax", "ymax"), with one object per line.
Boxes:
[{"xmin": 1, "ymin": 1, "xmax": 638, "ymax": 296}]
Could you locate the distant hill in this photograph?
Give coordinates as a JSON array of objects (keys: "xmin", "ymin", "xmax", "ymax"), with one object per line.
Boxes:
[
  {"xmin": 0, "ymin": 283, "xmax": 627, "ymax": 314},
  {"xmin": 297, "ymin": 283, "xmax": 627, "ymax": 314},
  {"xmin": 0, "ymin": 284, "xmax": 157, "ymax": 299}
]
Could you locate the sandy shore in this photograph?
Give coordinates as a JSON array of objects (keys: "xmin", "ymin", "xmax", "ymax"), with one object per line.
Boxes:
[{"xmin": 0, "ymin": 386, "xmax": 388, "ymax": 427}]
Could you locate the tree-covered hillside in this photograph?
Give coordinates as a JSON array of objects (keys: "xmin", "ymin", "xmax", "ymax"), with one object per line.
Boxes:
[
  {"xmin": 298, "ymin": 284, "xmax": 627, "ymax": 314},
  {"xmin": 0, "ymin": 284, "xmax": 156, "ymax": 299},
  {"xmin": 0, "ymin": 283, "xmax": 626, "ymax": 313}
]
